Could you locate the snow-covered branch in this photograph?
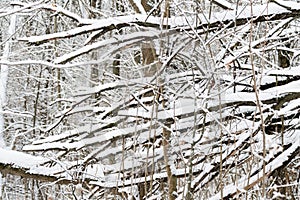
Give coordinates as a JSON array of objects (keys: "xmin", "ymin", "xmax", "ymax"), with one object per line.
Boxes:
[{"xmin": 19, "ymin": 2, "xmax": 300, "ymax": 44}]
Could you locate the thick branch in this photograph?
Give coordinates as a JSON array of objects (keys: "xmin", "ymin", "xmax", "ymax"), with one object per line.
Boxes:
[
  {"xmin": 0, "ymin": 148, "xmax": 99, "ymax": 184},
  {"xmin": 19, "ymin": 2, "xmax": 300, "ymax": 44},
  {"xmin": 0, "ymin": 148, "xmax": 68, "ymax": 183},
  {"xmin": 0, "ymin": 162, "xmax": 70, "ymax": 184}
]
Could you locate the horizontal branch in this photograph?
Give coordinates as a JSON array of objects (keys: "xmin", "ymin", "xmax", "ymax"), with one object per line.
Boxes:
[
  {"xmin": 0, "ymin": 148, "xmax": 101, "ymax": 184},
  {"xmin": 19, "ymin": 2, "xmax": 300, "ymax": 45},
  {"xmin": 55, "ymin": 30, "xmax": 161, "ymax": 64},
  {"xmin": 15, "ymin": 2, "xmax": 300, "ymax": 64},
  {"xmin": 0, "ymin": 148, "xmax": 68, "ymax": 183},
  {"xmin": 0, "ymin": 162, "xmax": 70, "ymax": 184}
]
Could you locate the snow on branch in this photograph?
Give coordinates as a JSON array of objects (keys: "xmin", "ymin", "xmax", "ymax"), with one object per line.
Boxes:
[
  {"xmin": 19, "ymin": 2, "xmax": 300, "ymax": 45},
  {"xmin": 211, "ymin": 0, "xmax": 234, "ymax": 10},
  {"xmin": 0, "ymin": 148, "xmax": 104, "ymax": 184},
  {"xmin": 23, "ymin": 122, "xmax": 152, "ymax": 151},
  {"xmin": 55, "ymin": 30, "xmax": 161, "ymax": 64},
  {"xmin": 10, "ymin": 1, "xmax": 96, "ymax": 24},
  {"xmin": 0, "ymin": 0, "xmax": 43, "ymax": 18},
  {"xmin": 271, "ymin": 0, "xmax": 300, "ymax": 11},
  {"xmin": 19, "ymin": 14, "xmax": 160, "ymax": 43},
  {"xmin": 0, "ymin": 148, "xmax": 67, "ymax": 183}
]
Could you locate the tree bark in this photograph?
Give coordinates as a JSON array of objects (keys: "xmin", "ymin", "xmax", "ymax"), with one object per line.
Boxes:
[
  {"xmin": 0, "ymin": 11, "xmax": 17, "ymax": 199},
  {"xmin": 0, "ymin": 12, "xmax": 16, "ymax": 148}
]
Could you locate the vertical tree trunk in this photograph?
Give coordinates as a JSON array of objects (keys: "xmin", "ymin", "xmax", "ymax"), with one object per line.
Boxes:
[
  {"xmin": 108, "ymin": 54, "xmax": 121, "ymax": 165},
  {"xmin": 53, "ymin": 0, "xmax": 62, "ymax": 110},
  {"xmin": 278, "ymin": 43, "xmax": 291, "ymax": 68},
  {"xmin": 113, "ymin": 54, "xmax": 120, "ymax": 77},
  {"xmin": 0, "ymin": 66, "xmax": 7, "ymax": 148},
  {"xmin": 89, "ymin": 1, "xmax": 100, "ymax": 89},
  {"xmin": 161, "ymin": 86, "xmax": 177, "ymax": 200},
  {"xmin": 141, "ymin": 42, "xmax": 159, "ymax": 77},
  {"xmin": 0, "ymin": 13, "xmax": 16, "ymax": 148},
  {"xmin": 162, "ymin": 123, "xmax": 177, "ymax": 200},
  {"xmin": 0, "ymin": 10, "xmax": 17, "ymax": 200},
  {"xmin": 32, "ymin": 67, "xmax": 43, "ymax": 137},
  {"xmin": 162, "ymin": 1, "xmax": 177, "ymax": 199}
]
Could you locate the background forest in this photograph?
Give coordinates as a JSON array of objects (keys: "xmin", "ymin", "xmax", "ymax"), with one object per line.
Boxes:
[{"xmin": 0, "ymin": 0, "xmax": 299, "ymax": 199}]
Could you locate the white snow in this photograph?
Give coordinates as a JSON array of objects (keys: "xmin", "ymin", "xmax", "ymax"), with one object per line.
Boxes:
[
  {"xmin": 0, "ymin": 147, "xmax": 105, "ymax": 181},
  {"xmin": 0, "ymin": 148, "xmax": 48, "ymax": 169},
  {"xmin": 23, "ymin": 140, "xmax": 85, "ymax": 151}
]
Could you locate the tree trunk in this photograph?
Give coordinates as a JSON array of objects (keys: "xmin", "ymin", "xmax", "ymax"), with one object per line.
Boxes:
[
  {"xmin": 278, "ymin": 45, "xmax": 292, "ymax": 68},
  {"xmin": 0, "ymin": 10, "xmax": 17, "ymax": 199},
  {"xmin": 141, "ymin": 42, "xmax": 159, "ymax": 77},
  {"xmin": 0, "ymin": 13, "xmax": 16, "ymax": 148}
]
